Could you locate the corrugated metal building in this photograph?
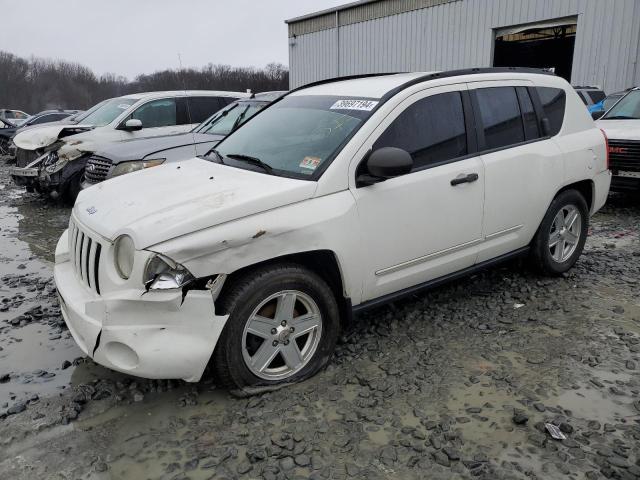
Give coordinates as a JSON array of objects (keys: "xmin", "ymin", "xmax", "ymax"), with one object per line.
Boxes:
[{"xmin": 285, "ymin": 0, "xmax": 640, "ymax": 93}]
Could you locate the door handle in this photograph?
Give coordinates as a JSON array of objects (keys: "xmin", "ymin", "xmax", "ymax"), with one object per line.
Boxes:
[{"xmin": 450, "ymin": 173, "xmax": 479, "ymax": 186}]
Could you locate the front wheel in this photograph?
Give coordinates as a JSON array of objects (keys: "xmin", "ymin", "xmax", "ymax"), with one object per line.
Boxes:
[
  {"xmin": 531, "ymin": 189, "xmax": 589, "ymax": 275},
  {"xmin": 213, "ymin": 264, "xmax": 340, "ymax": 394}
]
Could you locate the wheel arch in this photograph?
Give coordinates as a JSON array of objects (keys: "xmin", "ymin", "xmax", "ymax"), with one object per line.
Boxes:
[
  {"xmin": 215, "ymin": 249, "xmax": 353, "ymax": 328},
  {"xmin": 556, "ymin": 179, "xmax": 594, "ymax": 213}
]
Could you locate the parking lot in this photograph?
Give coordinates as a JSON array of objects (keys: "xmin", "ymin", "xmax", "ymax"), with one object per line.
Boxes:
[{"xmin": 0, "ymin": 160, "xmax": 638, "ymax": 479}]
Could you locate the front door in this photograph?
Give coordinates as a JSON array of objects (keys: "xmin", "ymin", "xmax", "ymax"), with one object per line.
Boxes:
[{"xmin": 352, "ymin": 85, "xmax": 485, "ymax": 302}]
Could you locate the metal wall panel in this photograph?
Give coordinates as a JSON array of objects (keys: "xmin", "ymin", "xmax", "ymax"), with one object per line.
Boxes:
[{"xmin": 288, "ymin": 0, "xmax": 640, "ymax": 92}]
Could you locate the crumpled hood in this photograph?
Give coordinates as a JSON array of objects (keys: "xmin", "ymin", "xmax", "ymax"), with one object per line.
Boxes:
[
  {"xmin": 597, "ymin": 119, "xmax": 640, "ymax": 141},
  {"xmin": 13, "ymin": 124, "xmax": 94, "ymax": 150},
  {"xmin": 74, "ymin": 157, "xmax": 317, "ymax": 248},
  {"xmin": 93, "ymin": 132, "xmax": 223, "ymax": 163}
]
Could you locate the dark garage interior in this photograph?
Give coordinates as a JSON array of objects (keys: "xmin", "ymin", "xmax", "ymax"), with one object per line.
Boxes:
[{"xmin": 493, "ymin": 22, "xmax": 577, "ymax": 82}]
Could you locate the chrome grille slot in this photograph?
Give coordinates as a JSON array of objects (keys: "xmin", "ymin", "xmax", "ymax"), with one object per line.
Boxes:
[
  {"xmin": 68, "ymin": 218, "xmax": 103, "ymax": 294},
  {"xmin": 84, "ymin": 156, "xmax": 113, "ymax": 184}
]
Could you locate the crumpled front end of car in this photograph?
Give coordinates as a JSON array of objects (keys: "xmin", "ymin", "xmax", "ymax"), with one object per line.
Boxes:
[{"xmin": 54, "ymin": 215, "xmax": 230, "ymax": 382}]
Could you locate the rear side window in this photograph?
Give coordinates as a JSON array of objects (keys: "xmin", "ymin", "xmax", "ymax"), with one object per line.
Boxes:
[
  {"xmin": 475, "ymin": 87, "xmax": 524, "ymax": 150},
  {"xmin": 189, "ymin": 97, "xmax": 230, "ymax": 123},
  {"xmin": 537, "ymin": 87, "xmax": 566, "ymax": 136},
  {"xmin": 373, "ymin": 91, "xmax": 467, "ymax": 171}
]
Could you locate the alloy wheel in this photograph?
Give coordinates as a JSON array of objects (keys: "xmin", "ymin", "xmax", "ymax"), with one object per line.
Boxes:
[
  {"xmin": 242, "ymin": 290, "xmax": 323, "ymax": 380},
  {"xmin": 548, "ymin": 204, "xmax": 582, "ymax": 263}
]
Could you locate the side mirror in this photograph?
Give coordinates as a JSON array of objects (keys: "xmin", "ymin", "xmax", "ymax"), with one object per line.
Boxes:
[
  {"xmin": 357, "ymin": 147, "xmax": 413, "ymax": 187},
  {"xmin": 591, "ymin": 110, "xmax": 605, "ymax": 120},
  {"xmin": 122, "ymin": 119, "xmax": 143, "ymax": 131}
]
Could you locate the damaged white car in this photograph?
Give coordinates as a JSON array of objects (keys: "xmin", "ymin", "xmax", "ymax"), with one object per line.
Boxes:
[
  {"xmin": 10, "ymin": 90, "xmax": 246, "ymax": 201},
  {"xmin": 54, "ymin": 69, "xmax": 610, "ymax": 392}
]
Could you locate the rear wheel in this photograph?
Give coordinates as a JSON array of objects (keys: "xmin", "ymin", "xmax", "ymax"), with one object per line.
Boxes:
[
  {"xmin": 213, "ymin": 264, "xmax": 340, "ymax": 394},
  {"xmin": 531, "ymin": 189, "xmax": 589, "ymax": 275}
]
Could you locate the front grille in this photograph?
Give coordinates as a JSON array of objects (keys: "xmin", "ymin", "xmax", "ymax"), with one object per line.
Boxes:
[
  {"xmin": 609, "ymin": 140, "xmax": 640, "ymax": 172},
  {"xmin": 15, "ymin": 148, "xmax": 39, "ymax": 167},
  {"xmin": 68, "ymin": 218, "xmax": 102, "ymax": 295},
  {"xmin": 84, "ymin": 156, "xmax": 113, "ymax": 184}
]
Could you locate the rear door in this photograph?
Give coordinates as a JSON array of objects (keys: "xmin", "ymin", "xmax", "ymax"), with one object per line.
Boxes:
[
  {"xmin": 352, "ymin": 84, "xmax": 485, "ymax": 301},
  {"xmin": 470, "ymin": 81, "xmax": 564, "ymax": 262}
]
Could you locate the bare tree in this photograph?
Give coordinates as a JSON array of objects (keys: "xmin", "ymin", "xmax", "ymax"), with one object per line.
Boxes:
[{"xmin": 0, "ymin": 50, "xmax": 288, "ymax": 113}]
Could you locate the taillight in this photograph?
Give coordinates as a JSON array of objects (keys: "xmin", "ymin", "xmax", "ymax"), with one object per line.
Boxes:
[{"xmin": 600, "ymin": 128, "xmax": 610, "ymax": 169}]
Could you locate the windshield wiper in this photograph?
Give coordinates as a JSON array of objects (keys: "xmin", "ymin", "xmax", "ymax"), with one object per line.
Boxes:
[
  {"xmin": 226, "ymin": 154, "xmax": 274, "ymax": 174},
  {"xmin": 604, "ymin": 115, "xmax": 637, "ymax": 120}
]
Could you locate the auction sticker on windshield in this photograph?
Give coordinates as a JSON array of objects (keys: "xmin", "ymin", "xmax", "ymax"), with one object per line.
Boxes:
[
  {"xmin": 300, "ymin": 156, "xmax": 321, "ymax": 170},
  {"xmin": 330, "ymin": 99, "xmax": 379, "ymax": 111}
]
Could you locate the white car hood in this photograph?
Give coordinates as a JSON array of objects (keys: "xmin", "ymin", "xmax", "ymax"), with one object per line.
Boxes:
[
  {"xmin": 13, "ymin": 124, "xmax": 94, "ymax": 150},
  {"xmin": 74, "ymin": 158, "xmax": 318, "ymax": 248},
  {"xmin": 596, "ymin": 119, "xmax": 640, "ymax": 141}
]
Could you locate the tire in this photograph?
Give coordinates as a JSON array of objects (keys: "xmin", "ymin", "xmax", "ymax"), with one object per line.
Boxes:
[
  {"xmin": 531, "ymin": 189, "xmax": 589, "ymax": 275},
  {"xmin": 213, "ymin": 263, "xmax": 340, "ymax": 394},
  {"xmin": 63, "ymin": 171, "xmax": 83, "ymax": 204}
]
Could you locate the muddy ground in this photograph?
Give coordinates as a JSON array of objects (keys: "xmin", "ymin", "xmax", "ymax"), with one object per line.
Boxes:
[{"xmin": 0, "ymin": 159, "xmax": 639, "ymax": 480}]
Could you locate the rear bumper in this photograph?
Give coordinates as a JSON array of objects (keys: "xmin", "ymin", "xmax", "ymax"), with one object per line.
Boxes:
[
  {"xmin": 592, "ymin": 169, "xmax": 612, "ymax": 213},
  {"xmin": 54, "ymin": 230, "xmax": 229, "ymax": 382}
]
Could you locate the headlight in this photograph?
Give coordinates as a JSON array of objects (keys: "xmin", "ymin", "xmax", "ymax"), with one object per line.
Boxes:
[
  {"xmin": 144, "ymin": 254, "xmax": 194, "ymax": 290},
  {"xmin": 111, "ymin": 158, "xmax": 165, "ymax": 178},
  {"xmin": 114, "ymin": 235, "xmax": 135, "ymax": 279},
  {"xmin": 43, "ymin": 151, "xmax": 60, "ymax": 173}
]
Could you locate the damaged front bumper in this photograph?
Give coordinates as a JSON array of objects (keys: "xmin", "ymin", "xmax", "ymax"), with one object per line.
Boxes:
[{"xmin": 54, "ymin": 229, "xmax": 229, "ymax": 382}]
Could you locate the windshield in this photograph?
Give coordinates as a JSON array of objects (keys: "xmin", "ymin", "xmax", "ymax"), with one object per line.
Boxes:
[
  {"xmin": 213, "ymin": 95, "xmax": 378, "ymax": 178},
  {"xmin": 196, "ymin": 101, "xmax": 267, "ymax": 136},
  {"xmin": 603, "ymin": 90, "xmax": 640, "ymax": 120},
  {"xmin": 78, "ymin": 97, "xmax": 138, "ymax": 126}
]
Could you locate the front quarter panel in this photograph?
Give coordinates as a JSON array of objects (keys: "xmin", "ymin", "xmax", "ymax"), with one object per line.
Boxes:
[{"xmin": 149, "ymin": 191, "xmax": 364, "ymax": 304}]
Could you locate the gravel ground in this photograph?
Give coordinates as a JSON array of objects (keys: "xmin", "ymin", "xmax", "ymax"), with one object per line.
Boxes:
[{"xmin": 0, "ymin": 159, "xmax": 639, "ymax": 480}]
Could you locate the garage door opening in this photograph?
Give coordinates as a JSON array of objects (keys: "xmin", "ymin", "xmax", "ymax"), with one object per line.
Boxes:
[{"xmin": 493, "ymin": 17, "xmax": 577, "ymax": 82}]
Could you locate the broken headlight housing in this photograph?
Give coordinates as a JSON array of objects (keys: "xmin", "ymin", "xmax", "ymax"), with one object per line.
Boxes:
[
  {"xmin": 111, "ymin": 158, "xmax": 165, "ymax": 178},
  {"xmin": 144, "ymin": 254, "xmax": 195, "ymax": 290},
  {"xmin": 43, "ymin": 151, "xmax": 61, "ymax": 173}
]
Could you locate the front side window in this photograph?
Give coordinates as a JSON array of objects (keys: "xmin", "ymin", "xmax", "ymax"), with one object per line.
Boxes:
[
  {"xmin": 475, "ymin": 87, "xmax": 525, "ymax": 150},
  {"xmin": 537, "ymin": 87, "xmax": 566, "ymax": 135},
  {"xmin": 80, "ymin": 97, "xmax": 138, "ymax": 127},
  {"xmin": 603, "ymin": 90, "xmax": 640, "ymax": 120},
  {"xmin": 373, "ymin": 91, "xmax": 467, "ymax": 170},
  {"xmin": 214, "ymin": 95, "xmax": 375, "ymax": 178},
  {"xmin": 196, "ymin": 102, "xmax": 267, "ymax": 136},
  {"xmin": 130, "ymin": 98, "xmax": 177, "ymax": 128}
]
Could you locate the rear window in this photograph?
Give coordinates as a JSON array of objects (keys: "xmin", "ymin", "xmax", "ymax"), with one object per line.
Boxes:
[
  {"xmin": 537, "ymin": 87, "xmax": 566, "ymax": 136},
  {"xmin": 475, "ymin": 87, "xmax": 525, "ymax": 150},
  {"xmin": 587, "ymin": 90, "xmax": 606, "ymax": 103}
]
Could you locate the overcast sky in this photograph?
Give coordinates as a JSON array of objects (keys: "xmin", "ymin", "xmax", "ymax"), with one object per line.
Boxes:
[{"xmin": 0, "ymin": 0, "xmax": 346, "ymax": 79}]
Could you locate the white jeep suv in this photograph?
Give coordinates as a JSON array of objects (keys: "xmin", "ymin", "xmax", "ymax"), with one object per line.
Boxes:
[{"xmin": 54, "ymin": 68, "xmax": 611, "ymax": 392}]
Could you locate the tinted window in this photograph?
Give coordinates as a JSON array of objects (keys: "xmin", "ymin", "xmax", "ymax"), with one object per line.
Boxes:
[
  {"xmin": 577, "ymin": 92, "xmax": 588, "ymax": 105},
  {"xmin": 516, "ymin": 87, "xmax": 540, "ymax": 140},
  {"xmin": 537, "ymin": 87, "xmax": 566, "ymax": 136},
  {"xmin": 31, "ymin": 113, "xmax": 69, "ymax": 125},
  {"xmin": 189, "ymin": 97, "xmax": 230, "ymax": 123},
  {"xmin": 475, "ymin": 87, "xmax": 524, "ymax": 150},
  {"xmin": 130, "ymin": 98, "xmax": 177, "ymax": 128},
  {"xmin": 373, "ymin": 92, "xmax": 467, "ymax": 170},
  {"xmin": 587, "ymin": 90, "xmax": 606, "ymax": 103}
]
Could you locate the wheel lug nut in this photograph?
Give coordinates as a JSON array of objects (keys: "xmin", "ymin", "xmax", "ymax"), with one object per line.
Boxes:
[
  {"xmin": 284, "ymin": 340, "xmax": 289, "ymax": 345},
  {"xmin": 271, "ymin": 328, "xmax": 277, "ymax": 334},
  {"xmin": 281, "ymin": 320, "xmax": 287, "ymax": 326},
  {"xmin": 272, "ymin": 340, "xmax": 279, "ymax": 346}
]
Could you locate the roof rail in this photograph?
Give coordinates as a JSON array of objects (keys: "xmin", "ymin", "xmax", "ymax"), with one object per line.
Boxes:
[{"xmin": 290, "ymin": 72, "xmax": 405, "ymax": 94}]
